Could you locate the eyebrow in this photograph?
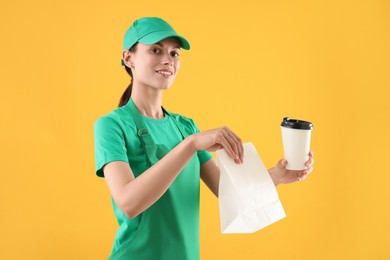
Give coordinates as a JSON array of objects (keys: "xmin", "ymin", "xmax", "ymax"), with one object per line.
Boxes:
[{"xmin": 153, "ymin": 42, "xmax": 180, "ymax": 49}]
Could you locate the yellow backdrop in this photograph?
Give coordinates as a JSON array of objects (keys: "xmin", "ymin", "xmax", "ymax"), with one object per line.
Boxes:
[{"xmin": 1, "ymin": 0, "xmax": 389, "ymax": 259}]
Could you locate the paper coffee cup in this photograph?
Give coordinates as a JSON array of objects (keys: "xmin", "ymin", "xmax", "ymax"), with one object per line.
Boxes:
[{"xmin": 281, "ymin": 117, "xmax": 313, "ymax": 170}]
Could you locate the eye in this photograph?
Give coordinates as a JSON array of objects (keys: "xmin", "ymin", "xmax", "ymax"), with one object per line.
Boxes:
[
  {"xmin": 171, "ymin": 51, "xmax": 180, "ymax": 57},
  {"xmin": 151, "ymin": 48, "xmax": 160, "ymax": 54}
]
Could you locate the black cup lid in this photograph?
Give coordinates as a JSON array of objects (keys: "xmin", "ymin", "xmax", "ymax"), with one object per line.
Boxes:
[{"xmin": 281, "ymin": 117, "xmax": 313, "ymax": 130}]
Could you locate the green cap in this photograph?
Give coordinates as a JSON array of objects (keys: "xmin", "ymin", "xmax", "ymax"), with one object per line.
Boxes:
[{"xmin": 121, "ymin": 17, "xmax": 190, "ymax": 66}]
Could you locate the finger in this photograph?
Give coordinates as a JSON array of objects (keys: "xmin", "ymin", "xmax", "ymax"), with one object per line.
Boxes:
[
  {"xmin": 304, "ymin": 166, "xmax": 313, "ymax": 175},
  {"xmin": 229, "ymin": 129, "xmax": 244, "ymax": 159},
  {"xmin": 225, "ymin": 129, "xmax": 244, "ymax": 162},
  {"xmin": 297, "ymin": 171, "xmax": 302, "ymax": 181},
  {"xmin": 221, "ymin": 128, "xmax": 240, "ymax": 159},
  {"xmin": 299, "ymin": 173, "xmax": 308, "ymax": 181},
  {"xmin": 223, "ymin": 128, "xmax": 239, "ymax": 157},
  {"xmin": 305, "ymin": 157, "xmax": 314, "ymax": 168},
  {"xmin": 309, "ymin": 150, "xmax": 314, "ymax": 157},
  {"xmin": 297, "ymin": 170, "xmax": 308, "ymax": 181},
  {"xmin": 218, "ymin": 134, "xmax": 239, "ymax": 162},
  {"xmin": 230, "ymin": 132, "xmax": 243, "ymax": 162},
  {"xmin": 278, "ymin": 159, "xmax": 288, "ymax": 169}
]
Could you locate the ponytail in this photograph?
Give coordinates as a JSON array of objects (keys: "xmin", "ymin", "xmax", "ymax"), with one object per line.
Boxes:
[
  {"xmin": 118, "ymin": 66, "xmax": 133, "ymax": 107},
  {"xmin": 118, "ymin": 44, "xmax": 138, "ymax": 107}
]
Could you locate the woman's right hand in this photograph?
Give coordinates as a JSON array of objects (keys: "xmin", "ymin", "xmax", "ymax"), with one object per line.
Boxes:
[{"xmin": 189, "ymin": 126, "xmax": 244, "ymax": 164}]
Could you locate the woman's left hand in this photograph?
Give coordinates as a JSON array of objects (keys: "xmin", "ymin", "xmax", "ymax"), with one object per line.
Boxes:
[{"xmin": 268, "ymin": 151, "xmax": 314, "ymax": 186}]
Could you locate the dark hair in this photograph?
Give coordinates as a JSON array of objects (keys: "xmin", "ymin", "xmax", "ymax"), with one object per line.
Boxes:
[{"xmin": 118, "ymin": 43, "xmax": 138, "ymax": 107}]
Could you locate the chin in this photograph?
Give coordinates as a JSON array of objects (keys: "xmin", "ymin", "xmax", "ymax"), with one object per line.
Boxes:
[
  {"xmin": 160, "ymin": 85, "xmax": 173, "ymax": 90},
  {"xmin": 153, "ymin": 82, "xmax": 174, "ymax": 90},
  {"xmin": 146, "ymin": 78, "xmax": 175, "ymax": 91}
]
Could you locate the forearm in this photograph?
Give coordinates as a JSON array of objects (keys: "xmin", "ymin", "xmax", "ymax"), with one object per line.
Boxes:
[
  {"xmin": 122, "ymin": 136, "xmax": 197, "ymax": 218},
  {"xmin": 200, "ymin": 159, "xmax": 220, "ymax": 198}
]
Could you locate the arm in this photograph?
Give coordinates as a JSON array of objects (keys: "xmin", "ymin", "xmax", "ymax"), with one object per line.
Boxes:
[
  {"xmin": 200, "ymin": 158, "xmax": 220, "ymax": 198},
  {"xmin": 104, "ymin": 126, "xmax": 243, "ymax": 219},
  {"xmin": 104, "ymin": 136, "xmax": 197, "ymax": 219},
  {"xmin": 200, "ymin": 151, "xmax": 315, "ymax": 198}
]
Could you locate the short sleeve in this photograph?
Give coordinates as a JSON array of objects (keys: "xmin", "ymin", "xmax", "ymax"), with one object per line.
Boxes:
[
  {"xmin": 188, "ymin": 118, "xmax": 214, "ymax": 165},
  {"xmin": 94, "ymin": 116, "xmax": 129, "ymax": 177}
]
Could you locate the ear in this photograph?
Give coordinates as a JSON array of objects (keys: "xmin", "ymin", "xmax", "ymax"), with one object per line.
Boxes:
[{"xmin": 122, "ymin": 50, "xmax": 134, "ymax": 68}]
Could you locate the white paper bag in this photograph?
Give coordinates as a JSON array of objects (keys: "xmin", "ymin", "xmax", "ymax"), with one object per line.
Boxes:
[{"xmin": 216, "ymin": 142, "xmax": 286, "ymax": 234}]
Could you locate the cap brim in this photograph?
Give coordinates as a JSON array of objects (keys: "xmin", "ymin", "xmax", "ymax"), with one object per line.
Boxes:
[{"xmin": 138, "ymin": 31, "xmax": 191, "ymax": 50}]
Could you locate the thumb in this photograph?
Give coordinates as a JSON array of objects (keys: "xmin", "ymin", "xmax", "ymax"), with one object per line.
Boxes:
[{"xmin": 278, "ymin": 159, "xmax": 287, "ymax": 168}]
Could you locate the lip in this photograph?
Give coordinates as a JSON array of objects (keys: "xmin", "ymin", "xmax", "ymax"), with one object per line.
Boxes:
[{"xmin": 155, "ymin": 69, "xmax": 174, "ymax": 77}]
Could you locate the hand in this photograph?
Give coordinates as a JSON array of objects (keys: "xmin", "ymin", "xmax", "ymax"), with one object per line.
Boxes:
[
  {"xmin": 189, "ymin": 126, "xmax": 244, "ymax": 164},
  {"xmin": 268, "ymin": 151, "xmax": 315, "ymax": 186}
]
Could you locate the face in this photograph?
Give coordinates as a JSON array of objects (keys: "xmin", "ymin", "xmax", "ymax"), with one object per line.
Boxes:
[{"xmin": 123, "ymin": 38, "xmax": 181, "ymax": 91}]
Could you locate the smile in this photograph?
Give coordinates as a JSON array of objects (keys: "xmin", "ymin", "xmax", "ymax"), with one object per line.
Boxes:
[{"xmin": 156, "ymin": 70, "xmax": 173, "ymax": 77}]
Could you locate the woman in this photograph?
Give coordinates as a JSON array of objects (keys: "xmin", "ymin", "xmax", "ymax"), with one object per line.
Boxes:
[{"xmin": 94, "ymin": 17, "xmax": 314, "ymax": 260}]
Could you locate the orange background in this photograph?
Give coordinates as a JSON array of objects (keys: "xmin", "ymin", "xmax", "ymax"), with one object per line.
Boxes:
[{"xmin": 1, "ymin": 0, "xmax": 389, "ymax": 259}]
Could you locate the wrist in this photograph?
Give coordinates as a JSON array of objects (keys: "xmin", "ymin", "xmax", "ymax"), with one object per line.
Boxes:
[{"xmin": 185, "ymin": 135, "xmax": 198, "ymax": 153}]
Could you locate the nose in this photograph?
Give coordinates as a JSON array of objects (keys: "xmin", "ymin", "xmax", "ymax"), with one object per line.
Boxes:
[{"xmin": 162, "ymin": 52, "xmax": 174, "ymax": 66}]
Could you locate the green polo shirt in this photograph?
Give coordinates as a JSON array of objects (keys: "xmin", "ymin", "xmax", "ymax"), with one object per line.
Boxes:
[{"xmin": 94, "ymin": 98, "xmax": 213, "ymax": 259}]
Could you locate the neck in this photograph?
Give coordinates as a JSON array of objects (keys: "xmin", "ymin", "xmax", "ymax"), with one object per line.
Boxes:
[{"xmin": 131, "ymin": 83, "xmax": 164, "ymax": 119}]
